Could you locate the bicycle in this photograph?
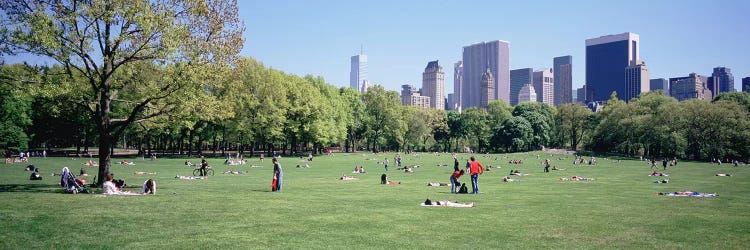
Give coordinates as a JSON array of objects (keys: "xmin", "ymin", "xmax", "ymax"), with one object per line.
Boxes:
[{"xmin": 193, "ymin": 166, "xmax": 214, "ymax": 176}]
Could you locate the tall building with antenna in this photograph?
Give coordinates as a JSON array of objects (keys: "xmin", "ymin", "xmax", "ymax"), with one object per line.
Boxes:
[{"xmin": 350, "ymin": 46, "xmax": 368, "ymax": 93}]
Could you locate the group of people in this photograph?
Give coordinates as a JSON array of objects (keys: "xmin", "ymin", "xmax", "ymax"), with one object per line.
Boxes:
[
  {"xmin": 352, "ymin": 166, "xmax": 366, "ymax": 173},
  {"xmin": 448, "ymin": 156, "xmax": 484, "ymax": 194}
]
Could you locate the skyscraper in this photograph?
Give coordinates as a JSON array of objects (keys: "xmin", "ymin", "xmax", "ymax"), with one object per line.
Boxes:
[
  {"xmin": 462, "ymin": 40, "xmax": 510, "ymax": 108},
  {"xmin": 533, "ymin": 68, "xmax": 554, "ymax": 106},
  {"xmin": 625, "ymin": 60, "xmax": 649, "ymax": 101},
  {"xmin": 510, "ymin": 68, "xmax": 533, "ymax": 106},
  {"xmin": 350, "ymin": 53, "xmax": 368, "ymax": 93},
  {"xmin": 553, "ymin": 56, "xmax": 573, "ymax": 106},
  {"xmin": 743, "ymin": 77, "xmax": 750, "ymax": 93},
  {"xmin": 453, "ymin": 61, "xmax": 463, "ymax": 110},
  {"xmin": 670, "ymin": 73, "xmax": 712, "ymax": 101},
  {"xmin": 480, "ymin": 68, "xmax": 495, "ymax": 108},
  {"xmin": 585, "ymin": 32, "xmax": 640, "ymax": 102},
  {"xmin": 447, "ymin": 93, "xmax": 455, "ymax": 110},
  {"xmin": 422, "ymin": 60, "xmax": 445, "ymax": 110},
  {"xmin": 400, "ymin": 84, "xmax": 430, "ymax": 108},
  {"xmin": 576, "ymin": 86, "xmax": 586, "ymax": 103},
  {"xmin": 518, "ymin": 84, "xmax": 537, "ymax": 104},
  {"xmin": 650, "ymin": 78, "xmax": 669, "ymax": 96},
  {"xmin": 709, "ymin": 67, "xmax": 735, "ymax": 96}
]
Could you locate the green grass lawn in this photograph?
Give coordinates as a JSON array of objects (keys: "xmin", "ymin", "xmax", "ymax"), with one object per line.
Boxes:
[{"xmin": 1, "ymin": 152, "xmax": 749, "ymax": 249}]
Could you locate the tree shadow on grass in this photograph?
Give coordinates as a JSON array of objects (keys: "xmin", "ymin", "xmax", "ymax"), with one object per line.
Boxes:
[{"xmin": 0, "ymin": 183, "xmax": 62, "ymax": 193}]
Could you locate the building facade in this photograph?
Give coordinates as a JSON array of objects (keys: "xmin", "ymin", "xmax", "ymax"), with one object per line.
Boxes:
[
  {"xmin": 553, "ymin": 55, "xmax": 573, "ymax": 106},
  {"xmin": 533, "ymin": 68, "xmax": 554, "ymax": 106},
  {"xmin": 447, "ymin": 93, "xmax": 455, "ymax": 110},
  {"xmin": 350, "ymin": 54, "xmax": 368, "ymax": 93},
  {"xmin": 576, "ymin": 86, "xmax": 586, "ymax": 103},
  {"xmin": 480, "ymin": 68, "xmax": 496, "ymax": 108},
  {"xmin": 462, "ymin": 40, "xmax": 510, "ymax": 108},
  {"xmin": 709, "ymin": 67, "xmax": 735, "ymax": 97},
  {"xmin": 743, "ymin": 77, "xmax": 750, "ymax": 93},
  {"xmin": 401, "ymin": 84, "xmax": 418, "ymax": 106},
  {"xmin": 625, "ymin": 60, "xmax": 649, "ymax": 101},
  {"xmin": 422, "ymin": 60, "xmax": 445, "ymax": 110},
  {"xmin": 510, "ymin": 68, "xmax": 533, "ymax": 106},
  {"xmin": 585, "ymin": 32, "xmax": 640, "ymax": 102},
  {"xmin": 650, "ymin": 78, "xmax": 669, "ymax": 96},
  {"xmin": 518, "ymin": 84, "xmax": 537, "ymax": 104},
  {"xmin": 453, "ymin": 61, "xmax": 463, "ymax": 110},
  {"xmin": 670, "ymin": 73, "xmax": 712, "ymax": 101}
]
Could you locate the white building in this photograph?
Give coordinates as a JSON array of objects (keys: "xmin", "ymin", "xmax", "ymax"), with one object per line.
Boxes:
[
  {"xmin": 519, "ymin": 84, "xmax": 537, "ymax": 103},
  {"xmin": 533, "ymin": 68, "xmax": 554, "ymax": 106}
]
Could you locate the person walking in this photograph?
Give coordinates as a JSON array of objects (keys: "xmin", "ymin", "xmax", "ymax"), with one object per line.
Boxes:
[
  {"xmin": 384, "ymin": 158, "xmax": 389, "ymax": 171},
  {"xmin": 468, "ymin": 156, "xmax": 484, "ymax": 194},
  {"xmin": 272, "ymin": 158, "xmax": 283, "ymax": 192},
  {"xmin": 544, "ymin": 159, "xmax": 551, "ymax": 173}
]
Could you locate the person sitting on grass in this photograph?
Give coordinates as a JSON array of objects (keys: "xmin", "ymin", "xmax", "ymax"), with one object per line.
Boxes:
[
  {"xmin": 141, "ymin": 179, "xmax": 156, "ymax": 195},
  {"xmin": 715, "ymin": 173, "xmax": 731, "ymax": 177},
  {"xmin": 559, "ymin": 176, "xmax": 594, "ymax": 181},
  {"xmin": 502, "ymin": 176, "xmax": 520, "ymax": 182},
  {"xmin": 457, "ymin": 183, "xmax": 469, "ymax": 193},
  {"xmin": 30, "ymin": 167, "xmax": 43, "ymax": 180},
  {"xmin": 120, "ymin": 160, "xmax": 135, "ymax": 166},
  {"xmin": 84, "ymin": 159, "xmax": 98, "ymax": 167},
  {"xmin": 421, "ymin": 198, "xmax": 474, "ymax": 207},
  {"xmin": 353, "ymin": 166, "xmax": 360, "ymax": 173},
  {"xmin": 80, "ymin": 168, "xmax": 88, "ymax": 176},
  {"xmin": 380, "ymin": 174, "xmax": 400, "ymax": 185},
  {"xmin": 185, "ymin": 160, "xmax": 194, "ymax": 167}
]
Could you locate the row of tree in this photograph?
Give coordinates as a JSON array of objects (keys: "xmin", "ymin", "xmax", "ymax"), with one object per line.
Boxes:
[{"xmin": 4, "ymin": 59, "xmax": 750, "ymax": 164}]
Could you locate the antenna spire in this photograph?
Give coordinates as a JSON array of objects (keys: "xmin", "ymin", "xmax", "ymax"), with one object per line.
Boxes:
[{"xmin": 360, "ymin": 44, "xmax": 363, "ymax": 55}]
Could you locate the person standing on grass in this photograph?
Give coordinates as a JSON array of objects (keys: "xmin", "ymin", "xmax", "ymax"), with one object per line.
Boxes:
[
  {"xmin": 469, "ymin": 156, "xmax": 484, "ymax": 194},
  {"xmin": 272, "ymin": 158, "xmax": 283, "ymax": 192},
  {"xmin": 453, "ymin": 156, "xmax": 460, "ymax": 172},
  {"xmin": 384, "ymin": 158, "xmax": 389, "ymax": 171},
  {"xmin": 662, "ymin": 158, "xmax": 668, "ymax": 171}
]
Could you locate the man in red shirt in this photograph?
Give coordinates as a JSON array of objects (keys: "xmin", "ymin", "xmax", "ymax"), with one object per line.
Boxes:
[{"xmin": 469, "ymin": 156, "xmax": 484, "ymax": 194}]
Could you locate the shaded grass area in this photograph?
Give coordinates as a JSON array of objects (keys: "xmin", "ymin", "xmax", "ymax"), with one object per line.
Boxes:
[{"xmin": 1, "ymin": 153, "xmax": 749, "ymax": 249}]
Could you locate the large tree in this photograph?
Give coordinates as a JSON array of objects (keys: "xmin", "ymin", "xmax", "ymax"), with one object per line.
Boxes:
[{"xmin": 1, "ymin": 0, "xmax": 244, "ymax": 185}]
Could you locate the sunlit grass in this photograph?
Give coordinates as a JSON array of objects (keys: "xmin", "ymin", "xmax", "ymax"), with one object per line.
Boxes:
[{"xmin": 1, "ymin": 152, "xmax": 748, "ymax": 249}]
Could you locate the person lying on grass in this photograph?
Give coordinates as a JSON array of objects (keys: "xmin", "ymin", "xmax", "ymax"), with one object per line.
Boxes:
[
  {"xmin": 175, "ymin": 175, "xmax": 206, "ymax": 180},
  {"xmin": 653, "ymin": 179, "xmax": 669, "ymax": 184},
  {"xmin": 509, "ymin": 170, "xmax": 529, "ymax": 176},
  {"xmin": 339, "ymin": 174, "xmax": 357, "ymax": 180},
  {"xmin": 658, "ymin": 191, "xmax": 717, "ymax": 197},
  {"xmin": 84, "ymin": 159, "xmax": 98, "ymax": 167},
  {"xmin": 103, "ymin": 173, "xmax": 154, "ymax": 195},
  {"xmin": 650, "ymin": 171, "xmax": 669, "ymax": 176},
  {"xmin": 380, "ymin": 174, "xmax": 400, "ymax": 185},
  {"xmin": 559, "ymin": 176, "xmax": 594, "ymax": 181},
  {"xmin": 134, "ymin": 171, "xmax": 157, "ymax": 175},
  {"xmin": 502, "ymin": 176, "xmax": 520, "ymax": 182},
  {"xmin": 223, "ymin": 170, "xmax": 247, "ymax": 175},
  {"xmin": 715, "ymin": 173, "xmax": 732, "ymax": 177},
  {"xmin": 427, "ymin": 182, "xmax": 451, "ymax": 186},
  {"xmin": 421, "ymin": 198, "xmax": 474, "ymax": 207},
  {"xmin": 119, "ymin": 160, "xmax": 135, "ymax": 166},
  {"xmin": 551, "ymin": 166, "xmax": 566, "ymax": 171}
]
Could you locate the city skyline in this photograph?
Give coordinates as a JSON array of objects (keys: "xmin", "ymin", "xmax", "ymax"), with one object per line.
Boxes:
[
  {"xmin": 235, "ymin": 0, "xmax": 750, "ymax": 95},
  {"xmin": 6, "ymin": 1, "xmax": 749, "ymax": 96}
]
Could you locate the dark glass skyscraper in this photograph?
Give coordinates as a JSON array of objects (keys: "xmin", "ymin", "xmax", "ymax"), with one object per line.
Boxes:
[
  {"xmin": 650, "ymin": 78, "xmax": 669, "ymax": 96},
  {"xmin": 553, "ymin": 56, "xmax": 572, "ymax": 106},
  {"xmin": 709, "ymin": 67, "xmax": 735, "ymax": 96},
  {"xmin": 510, "ymin": 68, "xmax": 533, "ymax": 106},
  {"xmin": 585, "ymin": 33, "xmax": 640, "ymax": 102},
  {"xmin": 743, "ymin": 77, "xmax": 750, "ymax": 93}
]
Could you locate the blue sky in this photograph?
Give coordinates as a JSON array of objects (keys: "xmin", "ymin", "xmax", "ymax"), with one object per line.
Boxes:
[{"xmin": 239, "ymin": 0, "xmax": 750, "ymax": 93}]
